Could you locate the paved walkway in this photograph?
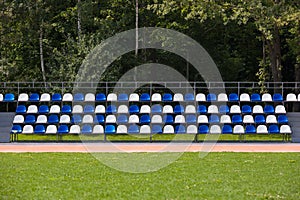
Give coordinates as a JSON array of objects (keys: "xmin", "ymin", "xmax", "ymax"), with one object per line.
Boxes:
[{"xmin": 0, "ymin": 143, "xmax": 300, "ymax": 152}]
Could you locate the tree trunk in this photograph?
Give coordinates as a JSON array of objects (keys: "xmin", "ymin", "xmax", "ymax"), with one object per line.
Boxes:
[
  {"xmin": 77, "ymin": 0, "xmax": 82, "ymax": 41},
  {"xmin": 39, "ymin": 24, "xmax": 46, "ymax": 86}
]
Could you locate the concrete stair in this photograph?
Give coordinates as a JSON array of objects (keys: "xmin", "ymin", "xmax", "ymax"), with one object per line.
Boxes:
[
  {"xmin": 0, "ymin": 112, "xmax": 15, "ymax": 142},
  {"xmin": 287, "ymin": 112, "xmax": 300, "ymax": 143}
]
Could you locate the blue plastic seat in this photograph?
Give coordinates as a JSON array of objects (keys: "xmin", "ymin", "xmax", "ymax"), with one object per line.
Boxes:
[
  {"xmin": 129, "ymin": 105, "xmax": 139, "ymax": 114},
  {"xmin": 245, "ymin": 125, "xmax": 256, "ymax": 134},
  {"xmin": 48, "ymin": 115, "xmax": 59, "ymax": 124},
  {"xmin": 118, "ymin": 93, "xmax": 128, "ymax": 101},
  {"xmin": 197, "ymin": 105, "xmax": 207, "ymax": 114},
  {"xmin": 186, "ymin": 115, "xmax": 197, "ymax": 123},
  {"xmin": 229, "ymin": 93, "xmax": 239, "ymax": 102},
  {"xmin": 117, "ymin": 115, "xmax": 128, "ymax": 124},
  {"xmin": 219, "ymin": 105, "xmax": 229, "ymax": 114},
  {"xmin": 52, "ymin": 93, "xmax": 62, "ymax": 101},
  {"xmin": 84, "ymin": 105, "xmax": 94, "ymax": 113},
  {"xmin": 251, "ymin": 93, "xmax": 261, "ymax": 102},
  {"xmin": 106, "ymin": 105, "xmax": 117, "ymax": 114},
  {"xmin": 273, "ymin": 93, "xmax": 283, "ymax": 102},
  {"xmin": 151, "ymin": 105, "xmax": 162, "ymax": 113},
  {"xmin": 175, "ymin": 125, "xmax": 186, "ymax": 134},
  {"xmin": 4, "ymin": 93, "xmax": 15, "ymax": 102},
  {"xmin": 128, "ymin": 125, "xmax": 139, "ymax": 134},
  {"xmin": 29, "ymin": 93, "xmax": 40, "ymax": 101},
  {"xmin": 61, "ymin": 105, "xmax": 72, "ymax": 114},
  {"xmin": 140, "ymin": 115, "xmax": 151, "ymax": 124},
  {"xmin": 269, "ymin": 124, "xmax": 279, "ymax": 134},
  {"xmin": 198, "ymin": 125, "xmax": 209, "ymax": 134},
  {"xmin": 264, "ymin": 105, "xmax": 274, "ymax": 114},
  {"xmin": 74, "ymin": 93, "xmax": 84, "ymax": 102},
  {"xmin": 222, "ymin": 125, "xmax": 233, "ymax": 134},
  {"xmin": 16, "ymin": 105, "xmax": 26, "ymax": 114},
  {"xmin": 255, "ymin": 115, "xmax": 265, "ymax": 124},
  {"xmin": 105, "ymin": 125, "xmax": 116, "ymax": 134},
  {"xmin": 25, "ymin": 115, "xmax": 36, "ymax": 124},
  {"xmin": 11, "ymin": 125, "xmax": 22, "ymax": 134},
  {"xmin": 163, "ymin": 115, "xmax": 174, "ymax": 124},
  {"xmin": 94, "ymin": 114, "xmax": 105, "ymax": 124},
  {"xmin": 96, "ymin": 93, "xmax": 106, "ymax": 101},
  {"xmin": 38, "ymin": 105, "xmax": 49, "ymax": 114},
  {"xmin": 242, "ymin": 105, "xmax": 252, "ymax": 114},
  {"xmin": 163, "ymin": 93, "xmax": 173, "ymax": 101},
  {"xmin": 81, "ymin": 125, "xmax": 92, "ymax": 134},
  {"xmin": 278, "ymin": 115, "xmax": 288, "ymax": 124},
  {"xmin": 185, "ymin": 93, "xmax": 195, "ymax": 101},
  {"xmin": 71, "ymin": 114, "xmax": 82, "ymax": 124},
  {"xmin": 140, "ymin": 93, "xmax": 150, "ymax": 101},
  {"xmin": 174, "ymin": 105, "xmax": 184, "ymax": 114},
  {"xmin": 58, "ymin": 125, "xmax": 69, "ymax": 134},
  {"xmin": 34, "ymin": 125, "xmax": 45, "ymax": 134},
  {"xmin": 152, "ymin": 125, "xmax": 162, "ymax": 134},
  {"xmin": 232, "ymin": 115, "xmax": 242, "ymax": 124},
  {"xmin": 209, "ymin": 115, "xmax": 219, "ymax": 123},
  {"xmin": 207, "ymin": 93, "xmax": 217, "ymax": 102}
]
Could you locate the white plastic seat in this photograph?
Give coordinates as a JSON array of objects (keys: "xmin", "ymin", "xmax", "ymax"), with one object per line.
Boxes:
[
  {"xmin": 140, "ymin": 125, "xmax": 151, "ymax": 134},
  {"xmin": 163, "ymin": 105, "xmax": 173, "ymax": 113},
  {"xmin": 117, "ymin": 105, "xmax": 128, "ymax": 113},
  {"xmin": 262, "ymin": 93, "xmax": 272, "ymax": 102},
  {"xmin": 107, "ymin": 93, "xmax": 117, "ymax": 101},
  {"xmin": 129, "ymin": 93, "xmax": 139, "ymax": 101},
  {"xmin": 220, "ymin": 115, "xmax": 231, "ymax": 123},
  {"xmin": 45, "ymin": 125, "xmax": 57, "ymax": 134},
  {"xmin": 22, "ymin": 125, "xmax": 33, "ymax": 134},
  {"xmin": 275, "ymin": 105, "xmax": 286, "ymax": 114},
  {"xmin": 243, "ymin": 115, "xmax": 254, "ymax": 123},
  {"xmin": 129, "ymin": 115, "xmax": 139, "ymax": 123},
  {"xmin": 217, "ymin": 93, "xmax": 228, "ymax": 102},
  {"xmin": 93, "ymin": 125, "xmax": 104, "ymax": 134},
  {"xmin": 69, "ymin": 125, "xmax": 81, "ymax": 134},
  {"xmin": 175, "ymin": 115, "xmax": 185, "ymax": 123},
  {"xmin": 266, "ymin": 115, "xmax": 277, "ymax": 124},
  {"xmin": 207, "ymin": 105, "xmax": 218, "ymax": 114},
  {"xmin": 286, "ymin": 93, "xmax": 297, "ymax": 102},
  {"xmin": 49, "ymin": 105, "xmax": 61, "ymax": 114},
  {"xmin": 0, "ymin": 94, "xmax": 3, "ymax": 101},
  {"xmin": 151, "ymin": 93, "xmax": 161, "ymax": 101},
  {"xmin": 40, "ymin": 93, "xmax": 51, "ymax": 102},
  {"xmin": 151, "ymin": 115, "xmax": 162, "ymax": 123},
  {"xmin": 72, "ymin": 105, "xmax": 83, "ymax": 114},
  {"xmin": 210, "ymin": 125, "xmax": 221, "ymax": 134},
  {"xmin": 280, "ymin": 125, "xmax": 292, "ymax": 134},
  {"xmin": 185, "ymin": 105, "xmax": 196, "ymax": 113},
  {"xmin": 233, "ymin": 125, "xmax": 244, "ymax": 134},
  {"xmin": 298, "ymin": 94, "xmax": 300, "ymax": 101},
  {"xmin": 85, "ymin": 93, "xmax": 95, "ymax": 101},
  {"xmin": 230, "ymin": 105, "xmax": 241, "ymax": 114},
  {"xmin": 62, "ymin": 93, "xmax": 73, "ymax": 101},
  {"xmin": 36, "ymin": 115, "xmax": 47, "ymax": 124},
  {"xmin": 187, "ymin": 125, "xmax": 197, "ymax": 134},
  {"xmin": 197, "ymin": 115, "xmax": 208, "ymax": 123},
  {"xmin": 253, "ymin": 105, "xmax": 264, "ymax": 114},
  {"xmin": 106, "ymin": 115, "xmax": 117, "ymax": 123},
  {"xmin": 59, "ymin": 115, "xmax": 71, "ymax": 123},
  {"xmin": 173, "ymin": 93, "xmax": 184, "ymax": 101},
  {"xmin": 13, "ymin": 115, "xmax": 24, "ymax": 123},
  {"xmin": 196, "ymin": 93, "xmax": 206, "ymax": 101},
  {"xmin": 140, "ymin": 105, "xmax": 150, "ymax": 113},
  {"xmin": 27, "ymin": 105, "xmax": 38, "ymax": 114},
  {"xmin": 163, "ymin": 125, "xmax": 174, "ymax": 133},
  {"xmin": 257, "ymin": 125, "xmax": 268, "ymax": 134},
  {"xmin": 95, "ymin": 105, "xmax": 105, "ymax": 113},
  {"xmin": 117, "ymin": 125, "xmax": 127, "ymax": 133},
  {"xmin": 240, "ymin": 93, "xmax": 250, "ymax": 102},
  {"xmin": 18, "ymin": 93, "xmax": 29, "ymax": 102},
  {"xmin": 83, "ymin": 115, "xmax": 94, "ymax": 123}
]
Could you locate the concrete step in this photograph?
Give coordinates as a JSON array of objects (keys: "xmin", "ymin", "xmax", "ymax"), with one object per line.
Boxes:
[
  {"xmin": 0, "ymin": 112, "xmax": 15, "ymax": 143},
  {"xmin": 287, "ymin": 112, "xmax": 300, "ymax": 143}
]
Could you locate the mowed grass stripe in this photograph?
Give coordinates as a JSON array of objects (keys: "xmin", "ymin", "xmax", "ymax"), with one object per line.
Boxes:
[{"xmin": 0, "ymin": 153, "xmax": 299, "ymax": 199}]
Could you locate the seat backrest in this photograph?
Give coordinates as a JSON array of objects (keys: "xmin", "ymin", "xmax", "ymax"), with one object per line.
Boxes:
[
  {"xmin": 140, "ymin": 115, "xmax": 150, "ymax": 124},
  {"xmin": 280, "ymin": 125, "xmax": 292, "ymax": 134},
  {"xmin": 72, "ymin": 105, "xmax": 83, "ymax": 114},
  {"xmin": 49, "ymin": 105, "xmax": 61, "ymax": 113},
  {"xmin": 233, "ymin": 125, "xmax": 244, "ymax": 134},
  {"xmin": 129, "ymin": 105, "xmax": 140, "ymax": 114},
  {"xmin": 22, "ymin": 125, "xmax": 33, "ymax": 134},
  {"xmin": 140, "ymin": 105, "xmax": 150, "ymax": 113},
  {"xmin": 197, "ymin": 105, "xmax": 207, "ymax": 114},
  {"xmin": 163, "ymin": 105, "xmax": 173, "ymax": 113},
  {"xmin": 128, "ymin": 115, "xmax": 139, "ymax": 123},
  {"xmin": 140, "ymin": 93, "xmax": 150, "ymax": 101},
  {"xmin": 264, "ymin": 105, "xmax": 274, "ymax": 114},
  {"xmin": 107, "ymin": 93, "xmax": 117, "ymax": 101},
  {"xmin": 105, "ymin": 115, "xmax": 116, "ymax": 123},
  {"xmin": 71, "ymin": 115, "xmax": 82, "ymax": 124},
  {"xmin": 163, "ymin": 115, "xmax": 174, "ymax": 123},
  {"xmin": 118, "ymin": 93, "xmax": 128, "ymax": 101},
  {"xmin": 175, "ymin": 125, "xmax": 186, "ymax": 133},
  {"xmin": 269, "ymin": 124, "xmax": 279, "ymax": 134},
  {"xmin": 117, "ymin": 115, "xmax": 128, "ymax": 123},
  {"xmin": 229, "ymin": 93, "xmax": 239, "ymax": 102},
  {"xmin": 36, "ymin": 115, "xmax": 47, "ymax": 124},
  {"xmin": 198, "ymin": 125, "xmax": 209, "ymax": 134},
  {"xmin": 105, "ymin": 125, "xmax": 116, "ymax": 134},
  {"xmin": 117, "ymin": 125, "xmax": 127, "ymax": 134},
  {"xmin": 254, "ymin": 115, "xmax": 265, "ymax": 124},
  {"xmin": 117, "ymin": 105, "xmax": 128, "ymax": 113},
  {"xmin": 162, "ymin": 93, "xmax": 173, "ymax": 102},
  {"xmin": 257, "ymin": 125, "xmax": 268, "ymax": 134},
  {"xmin": 210, "ymin": 125, "xmax": 221, "ymax": 134},
  {"xmin": 58, "ymin": 125, "xmax": 69, "ymax": 134},
  {"xmin": 266, "ymin": 115, "xmax": 277, "ymax": 123},
  {"xmin": 25, "ymin": 115, "xmax": 36, "ymax": 124},
  {"xmin": 129, "ymin": 93, "xmax": 139, "ymax": 101},
  {"xmin": 209, "ymin": 115, "xmax": 219, "ymax": 123},
  {"xmin": 232, "ymin": 115, "xmax": 242, "ymax": 124},
  {"xmin": 278, "ymin": 115, "xmax": 288, "ymax": 124},
  {"xmin": 151, "ymin": 115, "xmax": 162, "ymax": 123},
  {"xmin": 220, "ymin": 115, "xmax": 231, "ymax": 123},
  {"xmin": 13, "ymin": 115, "xmax": 24, "ymax": 123},
  {"xmin": 185, "ymin": 93, "xmax": 195, "ymax": 101},
  {"xmin": 94, "ymin": 114, "xmax": 105, "ymax": 123},
  {"xmin": 140, "ymin": 125, "xmax": 151, "ymax": 134},
  {"xmin": 186, "ymin": 115, "xmax": 196, "ymax": 123},
  {"xmin": 60, "ymin": 115, "xmax": 71, "ymax": 123},
  {"xmin": 251, "ymin": 93, "xmax": 261, "ymax": 102},
  {"xmin": 62, "ymin": 93, "xmax": 73, "ymax": 101},
  {"xmin": 18, "ymin": 93, "xmax": 29, "ymax": 102},
  {"xmin": 245, "ymin": 125, "xmax": 256, "ymax": 134},
  {"xmin": 163, "ymin": 125, "xmax": 174, "ymax": 134},
  {"xmin": 187, "ymin": 125, "xmax": 197, "ymax": 134},
  {"xmin": 48, "ymin": 114, "xmax": 59, "ymax": 124},
  {"xmin": 34, "ymin": 125, "xmax": 45, "ymax": 134},
  {"xmin": 16, "ymin": 105, "xmax": 27, "ymax": 114},
  {"xmin": 175, "ymin": 115, "xmax": 185, "ymax": 123},
  {"xmin": 151, "ymin": 93, "xmax": 161, "ymax": 101},
  {"xmin": 286, "ymin": 93, "xmax": 297, "ymax": 102},
  {"xmin": 40, "ymin": 93, "xmax": 50, "ymax": 102},
  {"xmin": 273, "ymin": 93, "xmax": 283, "ymax": 102},
  {"xmin": 74, "ymin": 93, "xmax": 84, "ymax": 102},
  {"xmin": 61, "ymin": 105, "xmax": 72, "ymax": 114},
  {"xmin": 81, "ymin": 125, "xmax": 92, "ymax": 134},
  {"xmin": 253, "ymin": 105, "xmax": 264, "ymax": 114},
  {"xmin": 196, "ymin": 93, "xmax": 206, "ymax": 102},
  {"xmin": 85, "ymin": 93, "xmax": 95, "ymax": 102},
  {"xmin": 217, "ymin": 93, "xmax": 228, "ymax": 102},
  {"xmin": 185, "ymin": 105, "xmax": 196, "ymax": 114},
  {"xmin": 128, "ymin": 125, "xmax": 139, "ymax": 134},
  {"xmin": 95, "ymin": 105, "xmax": 105, "ymax": 113},
  {"xmin": 219, "ymin": 105, "xmax": 229, "ymax": 114},
  {"xmin": 93, "ymin": 125, "xmax": 104, "ymax": 134},
  {"xmin": 106, "ymin": 105, "xmax": 117, "ymax": 113},
  {"xmin": 174, "ymin": 105, "xmax": 184, "ymax": 114},
  {"xmin": 230, "ymin": 105, "xmax": 241, "ymax": 114},
  {"xmin": 27, "ymin": 105, "xmax": 38, "ymax": 113},
  {"xmin": 262, "ymin": 93, "xmax": 272, "ymax": 102},
  {"xmin": 38, "ymin": 105, "xmax": 49, "ymax": 114},
  {"xmin": 95, "ymin": 93, "xmax": 106, "ymax": 101},
  {"xmin": 70, "ymin": 125, "xmax": 81, "ymax": 134},
  {"xmin": 207, "ymin": 93, "xmax": 217, "ymax": 102},
  {"xmin": 151, "ymin": 104, "xmax": 162, "ymax": 113},
  {"xmin": 84, "ymin": 105, "xmax": 95, "ymax": 113},
  {"xmin": 240, "ymin": 93, "xmax": 250, "ymax": 102},
  {"xmin": 243, "ymin": 115, "xmax": 254, "ymax": 123},
  {"xmin": 46, "ymin": 125, "xmax": 57, "ymax": 134},
  {"xmin": 152, "ymin": 125, "xmax": 162, "ymax": 133},
  {"xmin": 197, "ymin": 115, "xmax": 208, "ymax": 123},
  {"xmin": 208, "ymin": 105, "xmax": 218, "ymax": 114},
  {"xmin": 275, "ymin": 105, "xmax": 286, "ymax": 114},
  {"xmin": 4, "ymin": 93, "xmax": 15, "ymax": 102},
  {"xmin": 51, "ymin": 93, "xmax": 62, "ymax": 101},
  {"xmin": 222, "ymin": 125, "xmax": 232, "ymax": 134},
  {"xmin": 173, "ymin": 93, "xmax": 184, "ymax": 101},
  {"xmin": 241, "ymin": 105, "xmax": 252, "ymax": 114}
]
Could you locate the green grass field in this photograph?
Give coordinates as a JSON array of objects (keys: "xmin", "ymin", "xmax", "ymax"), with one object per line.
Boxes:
[{"xmin": 0, "ymin": 152, "xmax": 299, "ymax": 199}]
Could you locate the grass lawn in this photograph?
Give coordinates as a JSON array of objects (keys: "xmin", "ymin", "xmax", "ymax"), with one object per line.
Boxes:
[{"xmin": 0, "ymin": 153, "xmax": 299, "ymax": 199}]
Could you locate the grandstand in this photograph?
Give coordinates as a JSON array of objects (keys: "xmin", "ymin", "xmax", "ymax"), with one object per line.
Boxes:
[{"xmin": 1, "ymin": 81, "xmax": 300, "ymax": 143}]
